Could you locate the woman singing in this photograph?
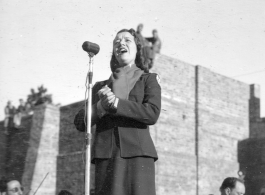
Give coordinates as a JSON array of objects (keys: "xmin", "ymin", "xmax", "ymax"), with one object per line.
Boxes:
[{"xmin": 74, "ymin": 28, "xmax": 161, "ymax": 195}]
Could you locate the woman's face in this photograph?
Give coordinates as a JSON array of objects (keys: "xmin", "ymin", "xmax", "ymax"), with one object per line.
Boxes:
[{"xmin": 113, "ymin": 32, "xmax": 137, "ymax": 67}]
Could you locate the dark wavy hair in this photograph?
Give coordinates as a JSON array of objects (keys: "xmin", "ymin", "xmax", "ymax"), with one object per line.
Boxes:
[
  {"xmin": 0, "ymin": 177, "xmax": 15, "ymax": 193},
  {"xmin": 110, "ymin": 28, "xmax": 148, "ymax": 73},
  {"xmin": 58, "ymin": 190, "xmax": 73, "ymax": 195},
  {"xmin": 0, "ymin": 177, "xmax": 6, "ymax": 192},
  {"xmin": 220, "ymin": 177, "xmax": 244, "ymax": 192}
]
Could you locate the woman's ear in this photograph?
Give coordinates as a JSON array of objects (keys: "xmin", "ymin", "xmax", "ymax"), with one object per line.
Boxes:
[{"xmin": 225, "ymin": 187, "xmax": 231, "ymax": 195}]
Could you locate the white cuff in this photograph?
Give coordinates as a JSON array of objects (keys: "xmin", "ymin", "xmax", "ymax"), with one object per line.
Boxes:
[{"xmin": 114, "ymin": 97, "xmax": 119, "ymax": 109}]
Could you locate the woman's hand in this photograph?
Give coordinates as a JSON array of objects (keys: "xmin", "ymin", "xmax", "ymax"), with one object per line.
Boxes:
[{"xmin": 98, "ymin": 85, "xmax": 116, "ymax": 110}]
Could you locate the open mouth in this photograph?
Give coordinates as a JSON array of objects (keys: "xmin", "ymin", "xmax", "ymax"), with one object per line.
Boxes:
[{"xmin": 118, "ymin": 48, "xmax": 127, "ymax": 54}]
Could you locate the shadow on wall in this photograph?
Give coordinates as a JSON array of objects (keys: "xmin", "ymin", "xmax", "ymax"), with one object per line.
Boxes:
[
  {"xmin": 56, "ymin": 101, "xmax": 96, "ymax": 195},
  {"xmin": 238, "ymin": 139, "xmax": 265, "ymax": 195},
  {"xmin": 0, "ymin": 115, "xmax": 33, "ymax": 181},
  {"xmin": 238, "ymin": 84, "xmax": 265, "ymax": 195}
]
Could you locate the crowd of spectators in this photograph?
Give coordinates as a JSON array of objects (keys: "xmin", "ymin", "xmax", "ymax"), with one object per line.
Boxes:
[
  {"xmin": 3, "ymin": 85, "xmax": 52, "ymax": 135},
  {"xmin": 3, "ymin": 99, "xmax": 33, "ymax": 135}
]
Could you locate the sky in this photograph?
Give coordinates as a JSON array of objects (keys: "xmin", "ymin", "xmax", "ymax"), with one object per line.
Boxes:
[{"xmin": 0, "ymin": 0, "xmax": 264, "ymax": 120}]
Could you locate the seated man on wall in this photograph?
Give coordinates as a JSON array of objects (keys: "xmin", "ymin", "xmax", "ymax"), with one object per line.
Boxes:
[
  {"xmin": 135, "ymin": 23, "xmax": 154, "ymax": 69},
  {"xmin": 4, "ymin": 101, "xmax": 16, "ymax": 135},
  {"xmin": 13, "ymin": 99, "xmax": 26, "ymax": 128},
  {"xmin": 0, "ymin": 179, "xmax": 24, "ymax": 195},
  {"xmin": 145, "ymin": 29, "xmax": 162, "ymax": 69},
  {"xmin": 220, "ymin": 177, "xmax": 245, "ymax": 195},
  {"xmin": 146, "ymin": 29, "xmax": 162, "ymax": 54}
]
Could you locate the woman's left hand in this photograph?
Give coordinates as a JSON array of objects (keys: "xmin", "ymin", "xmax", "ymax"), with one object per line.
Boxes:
[{"xmin": 98, "ymin": 86, "xmax": 116, "ymax": 110}]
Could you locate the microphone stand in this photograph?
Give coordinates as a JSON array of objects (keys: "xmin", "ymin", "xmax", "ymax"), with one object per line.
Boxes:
[{"xmin": 85, "ymin": 52, "xmax": 94, "ymax": 195}]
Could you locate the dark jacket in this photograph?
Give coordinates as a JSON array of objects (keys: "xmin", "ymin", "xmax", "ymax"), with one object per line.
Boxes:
[{"xmin": 74, "ymin": 73, "xmax": 161, "ymax": 163}]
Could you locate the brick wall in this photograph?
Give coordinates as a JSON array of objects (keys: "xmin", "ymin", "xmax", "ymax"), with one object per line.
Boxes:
[
  {"xmin": 196, "ymin": 65, "xmax": 249, "ymax": 195},
  {"xmin": 22, "ymin": 104, "xmax": 60, "ymax": 195},
  {"xmin": 151, "ymin": 55, "xmax": 197, "ymax": 195},
  {"xmin": 151, "ymin": 57, "xmax": 250, "ymax": 195}
]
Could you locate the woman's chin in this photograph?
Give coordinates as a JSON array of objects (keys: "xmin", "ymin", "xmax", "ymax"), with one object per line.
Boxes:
[{"xmin": 117, "ymin": 60, "xmax": 135, "ymax": 67}]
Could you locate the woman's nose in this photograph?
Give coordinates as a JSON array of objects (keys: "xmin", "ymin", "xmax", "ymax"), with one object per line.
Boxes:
[{"xmin": 120, "ymin": 39, "xmax": 126, "ymax": 45}]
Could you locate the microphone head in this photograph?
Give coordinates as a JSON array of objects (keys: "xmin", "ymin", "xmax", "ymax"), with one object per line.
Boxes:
[{"xmin": 82, "ymin": 41, "xmax": 100, "ymax": 55}]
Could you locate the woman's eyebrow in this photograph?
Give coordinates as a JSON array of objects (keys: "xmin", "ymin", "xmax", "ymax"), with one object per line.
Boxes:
[{"xmin": 113, "ymin": 38, "xmax": 120, "ymax": 42}]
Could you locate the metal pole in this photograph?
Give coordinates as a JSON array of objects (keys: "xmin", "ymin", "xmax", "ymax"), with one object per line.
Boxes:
[{"xmin": 85, "ymin": 53, "xmax": 94, "ymax": 195}]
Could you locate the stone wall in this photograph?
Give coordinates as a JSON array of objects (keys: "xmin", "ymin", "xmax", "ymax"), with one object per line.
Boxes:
[
  {"xmin": 151, "ymin": 55, "xmax": 197, "ymax": 195},
  {"xmin": 151, "ymin": 56, "xmax": 250, "ymax": 195},
  {"xmin": 196, "ymin": 66, "xmax": 249, "ymax": 195},
  {"xmin": 22, "ymin": 104, "xmax": 60, "ymax": 195}
]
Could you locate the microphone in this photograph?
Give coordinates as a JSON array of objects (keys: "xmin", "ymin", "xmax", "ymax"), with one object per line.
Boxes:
[{"xmin": 82, "ymin": 41, "xmax": 100, "ymax": 55}]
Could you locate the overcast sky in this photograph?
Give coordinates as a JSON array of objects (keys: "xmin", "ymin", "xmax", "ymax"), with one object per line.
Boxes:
[{"xmin": 0, "ymin": 0, "xmax": 264, "ymax": 120}]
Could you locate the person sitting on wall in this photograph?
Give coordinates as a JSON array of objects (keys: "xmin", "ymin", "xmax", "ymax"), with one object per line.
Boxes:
[
  {"xmin": 146, "ymin": 29, "xmax": 162, "ymax": 54},
  {"xmin": 145, "ymin": 29, "xmax": 162, "ymax": 69},
  {"xmin": 17, "ymin": 99, "xmax": 26, "ymax": 114},
  {"xmin": 220, "ymin": 177, "xmax": 245, "ymax": 195},
  {"xmin": 24, "ymin": 102, "xmax": 33, "ymax": 115},
  {"xmin": 13, "ymin": 99, "xmax": 26, "ymax": 128},
  {"xmin": 0, "ymin": 179, "xmax": 24, "ymax": 195},
  {"xmin": 4, "ymin": 101, "xmax": 16, "ymax": 135},
  {"xmin": 135, "ymin": 23, "xmax": 153, "ymax": 69},
  {"xmin": 135, "ymin": 23, "xmax": 146, "ymax": 46}
]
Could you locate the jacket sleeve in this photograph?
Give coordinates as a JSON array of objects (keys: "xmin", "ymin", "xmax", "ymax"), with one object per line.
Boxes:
[
  {"xmin": 74, "ymin": 83, "xmax": 101, "ymax": 131},
  {"xmin": 116, "ymin": 73, "xmax": 161, "ymax": 125}
]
